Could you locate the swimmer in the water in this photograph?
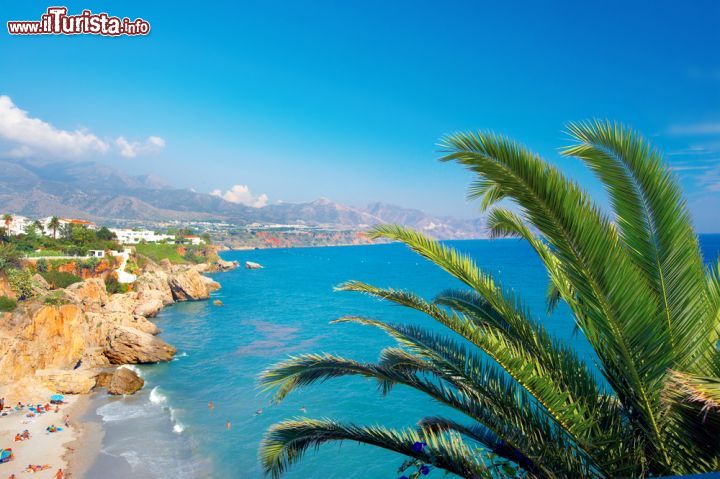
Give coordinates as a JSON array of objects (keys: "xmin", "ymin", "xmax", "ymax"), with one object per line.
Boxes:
[
  {"xmin": 299, "ymin": 406, "xmax": 307, "ymax": 413},
  {"xmin": 208, "ymin": 401, "xmax": 214, "ymax": 411},
  {"xmin": 254, "ymin": 408, "xmax": 263, "ymax": 416},
  {"xmin": 226, "ymin": 420, "xmax": 231, "ymax": 430}
]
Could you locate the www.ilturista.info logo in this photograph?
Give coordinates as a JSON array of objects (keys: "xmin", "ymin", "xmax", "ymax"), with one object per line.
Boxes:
[{"xmin": 7, "ymin": 7, "xmax": 150, "ymax": 36}]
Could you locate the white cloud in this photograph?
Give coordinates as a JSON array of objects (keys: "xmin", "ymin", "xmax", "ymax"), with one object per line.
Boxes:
[
  {"xmin": 0, "ymin": 95, "xmax": 164, "ymax": 159},
  {"xmin": 666, "ymin": 122, "xmax": 720, "ymax": 136},
  {"xmin": 115, "ymin": 135, "xmax": 166, "ymax": 158},
  {"xmin": 0, "ymin": 95, "xmax": 108, "ymax": 158},
  {"xmin": 210, "ymin": 184, "xmax": 269, "ymax": 208}
]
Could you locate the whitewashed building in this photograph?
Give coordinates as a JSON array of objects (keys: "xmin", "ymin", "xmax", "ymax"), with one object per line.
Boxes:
[
  {"xmin": 1, "ymin": 214, "xmax": 32, "ymax": 236},
  {"xmin": 110, "ymin": 228, "xmax": 175, "ymax": 245}
]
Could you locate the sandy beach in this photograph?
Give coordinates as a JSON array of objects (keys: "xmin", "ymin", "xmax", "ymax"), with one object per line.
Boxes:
[{"xmin": 0, "ymin": 385, "xmax": 93, "ymax": 479}]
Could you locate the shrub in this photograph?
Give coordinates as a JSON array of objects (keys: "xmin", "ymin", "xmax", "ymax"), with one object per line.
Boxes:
[
  {"xmin": 0, "ymin": 295, "xmax": 17, "ymax": 312},
  {"xmin": 104, "ymin": 275, "xmax": 128, "ymax": 295},
  {"xmin": 36, "ymin": 258, "xmax": 48, "ymax": 273},
  {"xmin": 0, "ymin": 243, "xmax": 22, "ymax": 271},
  {"xmin": 41, "ymin": 270, "xmax": 82, "ymax": 289},
  {"xmin": 43, "ymin": 291, "xmax": 69, "ymax": 306},
  {"xmin": 7, "ymin": 267, "xmax": 33, "ymax": 299}
]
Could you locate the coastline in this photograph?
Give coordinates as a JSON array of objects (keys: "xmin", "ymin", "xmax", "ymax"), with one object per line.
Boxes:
[
  {"xmin": 0, "ymin": 391, "xmax": 89, "ymax": 478},
  {"xmin": 0, "ymin": 251, "xmax": 237, "ymax": 478}
]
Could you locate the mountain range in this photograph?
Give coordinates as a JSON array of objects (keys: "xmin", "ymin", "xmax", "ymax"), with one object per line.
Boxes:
[{"xmin": 0, "ymin": 158, "xmax": 485, "ymax": 239}]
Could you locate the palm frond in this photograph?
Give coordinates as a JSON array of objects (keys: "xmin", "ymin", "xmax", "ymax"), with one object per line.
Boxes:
[
  {"xmin": 260, "ymin": 419, "xmax": 493, "ymax": 479},
  {"xmin": 563, "ymin": 120, "xmax": 711, "ymax": 372},
  {"xmin": 437, "ymin": 133, "xmax": 672, "ymax": 469}
]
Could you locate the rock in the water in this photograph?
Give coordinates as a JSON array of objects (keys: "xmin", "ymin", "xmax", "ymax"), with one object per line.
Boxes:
[
  {"xmin": 104, "ymin": 326, "xmax": 176, "ymax": 364},
  {"xmin": 94, "ymin": 371, "xmax": 113, "ymax": 389},
  {"xmin": 107, "ymin": 367, "xmax": 144, "ymax": 395},
  {"xmin": 168, "ymin": 268, "xmax": 214, "ymax": 301},
  {"xmin": 213, "ymin": 299, "xmax": 223, "ymax": 306}
]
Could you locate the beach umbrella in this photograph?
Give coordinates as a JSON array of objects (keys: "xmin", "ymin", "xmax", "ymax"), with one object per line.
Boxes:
[
  {"xmin": 0, "ymin": 448, "xmax": 13, "ymax": 463},
  {"xmin": 50, "ymin": 394, "xmax": 64, "ymax": 402}
]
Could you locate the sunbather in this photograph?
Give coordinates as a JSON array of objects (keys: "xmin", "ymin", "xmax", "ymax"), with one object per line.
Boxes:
[{"xmin": 14, "ymin": 434, "xmax": 22, "ymax": 442}]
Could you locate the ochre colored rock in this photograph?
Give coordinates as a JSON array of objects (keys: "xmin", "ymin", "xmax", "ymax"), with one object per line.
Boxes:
[
  {"xmin": 168, "ymin": 268, "xmax": 213, "ymax": 301},
  {"xmin": 94, "ymin": 371, "xmax": 113, "ymax": 389},
  {"xmin": 66, "ymin": 278, "xmax": 108, "ymax": 312},
  {"xmin": 0, "ymin": 305, "xmax": 87, "ymax": 383},
  {"xmin": 107, "ymin": 367, "xmax": 144, "ymax": 395},
  {"xmin": 134, "ymin": 298, "xmax": 164, "ymax": 318},
  {"xmin": 36, "ymin": 368, "xmax": 98, "ymax": 394},
  {"xmin": 104, "ymin": 326, "xmax": 176, "ymax": 364}
]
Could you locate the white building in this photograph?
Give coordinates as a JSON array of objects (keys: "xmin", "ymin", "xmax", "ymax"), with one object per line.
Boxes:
[
  {"xmin": 38, "ymin": 217, "xmax": 97, "ymax": 236},
  {"xmin": 1, "ymin": 214, "xmax": 32, "ymax": 236},
  {"xmin": 110, "ymin": 228, "xmax": 175, "ymax": 245}
]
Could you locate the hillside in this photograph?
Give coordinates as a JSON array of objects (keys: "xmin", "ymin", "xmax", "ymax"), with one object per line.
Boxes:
[{"xmin": 0, "ymin": 158, "xmax": 485, "ymax": 238}]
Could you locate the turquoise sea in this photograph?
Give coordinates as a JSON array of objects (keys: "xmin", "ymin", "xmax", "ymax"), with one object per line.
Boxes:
[{"xmin": 85, "ymin": 236, "xmax": 720, "ymax": 478}]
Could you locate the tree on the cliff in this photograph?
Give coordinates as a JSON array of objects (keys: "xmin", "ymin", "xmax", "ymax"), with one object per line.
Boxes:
[
  {"xmin": 259, "ymin": 121, "xmax": 720, "ymax": 478},
  {"xmin": 0, "ymin": 243, "xmax": 21, "ymax": 271},
  {"xmin": 2, "ymin": 214, "xmax": 12, "ymax": 231},
  {"xmin": 48, "ymin": 216, "xmax": 61, "ymax": 239}
]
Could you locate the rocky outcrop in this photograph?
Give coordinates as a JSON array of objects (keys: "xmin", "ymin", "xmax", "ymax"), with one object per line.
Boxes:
[
  {"xmin": 107, "ymin": 367, "xmax": 144, "ymax": 395},
  {"xmin": 36, "ymin": 368, "xmax": 98, "ymax": 394},
  {"xmin": 66, "ymin": 278, "xmax": 108, "ymax": 312},
  {"xmin": 104, "ymin": 326, "xmax": 176, "ymax": 364},
  {"xmin": 168, "ymin": 268, "xmax": 219, "ymax": 301},
  {"xmin": 0, "ymin": 257, "xmax": 226, "ymax": 394}
]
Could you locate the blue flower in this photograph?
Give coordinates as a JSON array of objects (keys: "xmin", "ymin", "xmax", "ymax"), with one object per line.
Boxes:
[
  {"xmin": 412, "ymin": 441, "xmax": 427, "ymax": 452},
  {"xmin": 420, "ymin": 464, "xmax": 430, "ymax": 475}
]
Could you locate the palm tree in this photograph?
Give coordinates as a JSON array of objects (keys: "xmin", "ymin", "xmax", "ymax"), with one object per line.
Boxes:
[
  {"xmin": 48, "ymin": 216, "xmax": 60, "ymax": 239},
  {"xmin": 259, "ymin": 121, "xmax": 720, "ymax": 479}
]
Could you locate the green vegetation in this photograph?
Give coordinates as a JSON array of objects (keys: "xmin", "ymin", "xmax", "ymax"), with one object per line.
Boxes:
[
  {"xmin": 104, "ymin": 275, "xmax": 128, "ymax": 294},
  {"xmin": 40, "ymin": 270, "xmax": 82, "ymax": 289},
  {"xmin": 3, "ymin": 222, "xmax": 118, "ymax": 258},
  {"xmin": 259, "ymin": 122, "xmax": 720, "ymax": 478},
  {"xmin": 135, "ymin": 243, "xmax": 187, "ymax": 263},
  {"xmin": 0, "ymin": 295, "xmax": 17, "ymax": 312},
  {"xmin": 7, "ymin": 267, "xmax": 33, "ymax": 299},
  {"xmin": 0, "ymin": 243, "xmax": 21, "ymax": 271},
  {"xmin": 135, "ymin": 242, "xmax": 215, "ymax": 265},
  {"xmin": 43, "ymin": 290, "xmax": 70, "ymax": 306}
]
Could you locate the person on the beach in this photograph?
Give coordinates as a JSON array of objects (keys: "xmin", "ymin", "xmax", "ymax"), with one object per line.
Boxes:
[
  {"xmin": 0, "ymin": 397, "xmax": 4, "ymax": 409},
  {"xmin": 21, "ymin": 430, "xmax": 30, "ymax": 440},
  {"xmin": 14, "ymin": 433, "xmax": 22, "ymax": 442},
  {"xmin": 54, "ymin": 405, "xmax": 59, "ymax": 413},
  {"xmin": 55, "ymin": 468, "xmax": 63, "ymax": 479},
  {"xmin": 64, "ymin": 414, "xmax": 70, "ymax": 427}
]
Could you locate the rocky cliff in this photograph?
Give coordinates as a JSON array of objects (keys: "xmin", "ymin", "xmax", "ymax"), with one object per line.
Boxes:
[{"xmin": 0, "ymin": 261, "xmax": 228, "ymax": 396}]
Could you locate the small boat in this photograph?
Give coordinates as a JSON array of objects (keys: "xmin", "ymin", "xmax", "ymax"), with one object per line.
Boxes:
[{"xmin": 245, "ymin": 261, "xmax": 263, "ymax": 269}]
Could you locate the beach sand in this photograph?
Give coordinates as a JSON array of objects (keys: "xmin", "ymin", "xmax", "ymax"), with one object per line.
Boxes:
[{"xmin": 0, "ymin": 385, "xmax": 95, "ymax": 479}]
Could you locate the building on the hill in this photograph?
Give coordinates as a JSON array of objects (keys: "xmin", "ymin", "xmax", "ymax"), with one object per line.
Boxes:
[{"xmin": 110, "ymin": 228, "xmax": 175, "ymax": 245}]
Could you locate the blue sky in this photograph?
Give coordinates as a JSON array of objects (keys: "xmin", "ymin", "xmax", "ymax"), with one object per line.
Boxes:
[{"xmin": 1, "ymin": 0, "xmax": 719, "ymax": 231}]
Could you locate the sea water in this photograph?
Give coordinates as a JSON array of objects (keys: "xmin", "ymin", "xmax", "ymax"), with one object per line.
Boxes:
[{"xmin": 85, "ymin": 236, "xmax": 720, "ymax": 478}]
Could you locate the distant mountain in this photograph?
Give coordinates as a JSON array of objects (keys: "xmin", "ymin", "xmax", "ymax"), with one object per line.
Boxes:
[{"xmin": 0, "ymin": 158, "xmax": 485, "ymax": 238}]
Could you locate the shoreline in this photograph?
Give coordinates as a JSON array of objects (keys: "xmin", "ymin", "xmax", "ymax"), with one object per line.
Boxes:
[
  {"xmin": 0, "ymin": 391, "xmax": 89, "ymax": 478},
  {"xmin": 1, "ymin": 253, "xmax": 236, "ymax": 478},
  {"xmin": 63, "ymin": 395, "xmax": 103, "ymax": 478}
]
